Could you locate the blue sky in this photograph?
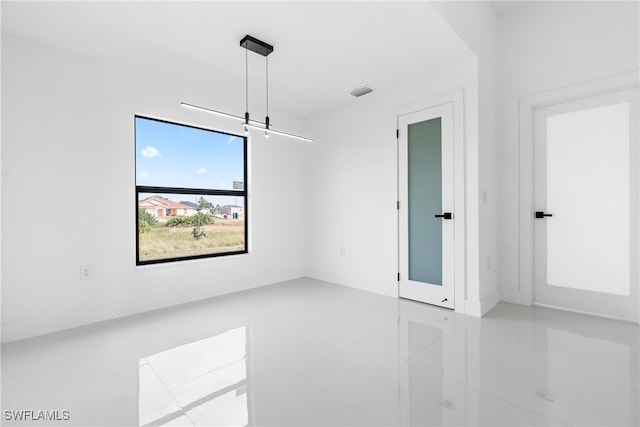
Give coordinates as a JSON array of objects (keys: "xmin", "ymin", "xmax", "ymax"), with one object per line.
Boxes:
[{"xmin": 135, "ymin": 117, "xmax": 244, "ymax": 195}]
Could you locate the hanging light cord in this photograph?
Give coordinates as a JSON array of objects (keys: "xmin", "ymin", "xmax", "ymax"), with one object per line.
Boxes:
[
  {"xmin": 266, "ymin": 56, "xmax": 269, "ymax": 120},
  {"xmin": 245, "ymin": 46, "xmax": 248, "ymax": 117},
  {"xmin": 243, "ymin": 45, "xmax": 250, "ymax": 133},
  {"xmin": 265, "ymin": 56, "xmax": 270, "ymax": 134}
]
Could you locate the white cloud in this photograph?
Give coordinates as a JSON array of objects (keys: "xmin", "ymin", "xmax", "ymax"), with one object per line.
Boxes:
[
  {"xmin": 141, "ymin": 146, "xmax": 161, "ymax": 158},
  {"xmin": 197, "ymin": 167, "xmax": 207, "ymax": 174},
  {"xmin": 139, "ymin": 172, "xmax": 149, "ymax": 179},
  {"xmin": 218, "ymin": 182, "xmax": 226, "ymax": 188}
]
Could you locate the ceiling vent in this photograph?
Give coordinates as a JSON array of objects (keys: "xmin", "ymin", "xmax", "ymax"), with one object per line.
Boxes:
[{"xmin": 350, "ymin": 86, "xmax": 374, "ymax": 97}]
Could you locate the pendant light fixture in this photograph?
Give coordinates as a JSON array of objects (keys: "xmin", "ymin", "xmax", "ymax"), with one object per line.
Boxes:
[{"xmin": 181, "ymin": 34, "xmax": 312, "ymax": 143}]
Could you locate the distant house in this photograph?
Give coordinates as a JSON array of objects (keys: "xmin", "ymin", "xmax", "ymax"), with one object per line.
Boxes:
[
  {"xmin": 139, "ymin": 196, "xmax": 196, "ymax": 218},
  {"xmin": 180, "ymin": 200, "xmax": 218, "ymax": 215},
  {"xmin": 218, "ymin": 205, "xmax": 243, "ymax": 219},
  {"xmin": 179, "ymin": 201, "xmax": 200, "ymax": 210}
]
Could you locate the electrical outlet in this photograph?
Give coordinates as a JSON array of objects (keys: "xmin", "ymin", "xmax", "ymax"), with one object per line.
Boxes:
[
  {"xmin": 80, "ymin": 264, "xmax": 91, "ymax": 280},
  {"xmin": 340, "ymin": 247, "xmax": 346, "ymax": 256}
]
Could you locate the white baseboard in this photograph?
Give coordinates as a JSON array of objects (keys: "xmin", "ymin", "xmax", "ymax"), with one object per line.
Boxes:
[
  {"xmin": 479, "ymin": 289, "xmax": 500, "ymax": 316},
  {"xmin": 499, "ymin": 287, "xmax": 529, "ymax": 306},
  {"xmin": 533, "ymin": 302, "xmax": 640, "ymax": 324},
  {"xmin": 464, "ymin": 289, "xmax": 501, "ymax": 317}
]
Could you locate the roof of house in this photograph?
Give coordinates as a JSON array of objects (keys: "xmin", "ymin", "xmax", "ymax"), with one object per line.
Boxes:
[
  {"xmin": 179, "ymin": 201, "xmax": 199, "ymax": 209},
  {"xmin": 139, "ymin": 195, "xmax": 193, "ymax": 210}
]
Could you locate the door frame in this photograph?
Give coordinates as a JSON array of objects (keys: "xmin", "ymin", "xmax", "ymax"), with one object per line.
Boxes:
[
  {"xmin": 395, "ymin": 89, "xmax": 466, "ymax": 313},
  {"xmin": 398, "ymin": 103, "xmax": 455, "ymax": 308},
  {"xmin": 518, "ymin": 70, "xmax": 640, "ymax": 321}
]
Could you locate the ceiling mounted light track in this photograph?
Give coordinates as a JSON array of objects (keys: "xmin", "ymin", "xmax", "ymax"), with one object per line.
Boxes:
[{"xmin": 181, "ymin": 34, "xmax": 312, "ymax": 143}]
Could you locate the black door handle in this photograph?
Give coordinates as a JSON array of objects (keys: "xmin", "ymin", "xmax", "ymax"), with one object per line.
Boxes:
[
  {"xmin": 435, "ymin": 212, "xmax": 452, "ymax": 219},
  {"xmin": 535, "ymin": 211, "xmax": 553, "ymax": 219}
]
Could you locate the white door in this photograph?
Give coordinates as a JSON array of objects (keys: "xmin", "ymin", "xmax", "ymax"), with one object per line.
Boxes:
[
  {"xmin": 398, "ymin": 102, "xmax": 454, "ymax": 309},
  {"xmin": 533, "ymin": 86, "xmax": 639, "ymax": 321}
]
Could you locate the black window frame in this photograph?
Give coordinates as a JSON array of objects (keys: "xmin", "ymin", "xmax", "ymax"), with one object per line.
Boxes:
[{"xmin": 135, "ymin": 115, "xmax": 248, "ymax": 266}]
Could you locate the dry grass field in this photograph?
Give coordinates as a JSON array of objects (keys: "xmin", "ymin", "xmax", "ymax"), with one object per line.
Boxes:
[{"xmin": 138, "ymin": 220, "xmax": 244, "ymax": 261}]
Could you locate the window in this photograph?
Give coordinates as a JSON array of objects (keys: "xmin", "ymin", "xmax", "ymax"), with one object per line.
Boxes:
[{"xmin": 135, "ymin": 116, "xmax": 247, "ymax": 265}]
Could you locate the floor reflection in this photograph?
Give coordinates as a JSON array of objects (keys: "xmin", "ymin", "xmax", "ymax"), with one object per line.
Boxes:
[
  {"xmin": 540, "ymin": 328, "xmax": 634, "ymax": 426},
  {"xmin": 139, "ymin": 326, "xmax": 250, "ymax": 426},
  {"xmin": 402, "ymin": 321, "xmax": 446, "ymax": 425},
  {"xmin": 1, "ymin": 278, "xmax": 638, "ymax": 426}
]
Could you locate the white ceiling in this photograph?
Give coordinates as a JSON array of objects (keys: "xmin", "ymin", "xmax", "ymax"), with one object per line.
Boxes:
[
  {"xmin": 491, "ymin": 1, "xmax": 526, "ymax": 15},
  {"xmin": 1, "ymin": 1, "xmax": 475, "ymax": 119}
]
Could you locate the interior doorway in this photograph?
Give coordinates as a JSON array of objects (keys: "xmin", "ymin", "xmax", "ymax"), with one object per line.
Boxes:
[
  {"xmin": 532, "ymin": 86, "xmax": 639, "ymax": 321},
  {"xmin": 398, "ymin": 102, "xmax": 455, "ymax": 309}
]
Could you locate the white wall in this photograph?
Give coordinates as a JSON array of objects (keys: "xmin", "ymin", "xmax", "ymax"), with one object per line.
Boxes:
[
  {"xmin": 496, "ymin": 1, "xmax": 640, "ymax": 304},
  {"xmin": 304, "ymin": 58, "xmax": 481, "ymax": 309},
  {"xmin": 12, "ymin": 2, "xmax": 631, "ymax": 342},
  {"xmin": 431, "ymin": 1, "xmax": 500, "ymax": 312},
  {"xmin": 1, "ymin": 33, "xmax": 309, "ymax": 342},
  {"xmin": 303, "ymin": 2, "xmax": 503, "ymax": 316}
]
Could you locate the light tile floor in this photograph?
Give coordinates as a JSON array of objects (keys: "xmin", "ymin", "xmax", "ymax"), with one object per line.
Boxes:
[{"xmin": 2, "ymin": 278, "xmax": 639, "ymax": 426}]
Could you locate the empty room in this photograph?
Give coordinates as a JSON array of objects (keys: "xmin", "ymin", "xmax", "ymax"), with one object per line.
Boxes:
[{"xmin": 1, "ymin": 1, "xmax": 639, "ymax": 426}]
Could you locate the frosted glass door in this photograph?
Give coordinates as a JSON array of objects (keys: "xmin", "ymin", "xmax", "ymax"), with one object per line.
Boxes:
[
  {"xmin": 533, "ymin": 87, "xmax": 639, "ymax": 321},
  {"xmin": 399, "ymin": 103, "xmax": 454, "ymax": 309},
  {"xmin": 408, "ymin": 118, "xmax": 442, "ymax": 285}
]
